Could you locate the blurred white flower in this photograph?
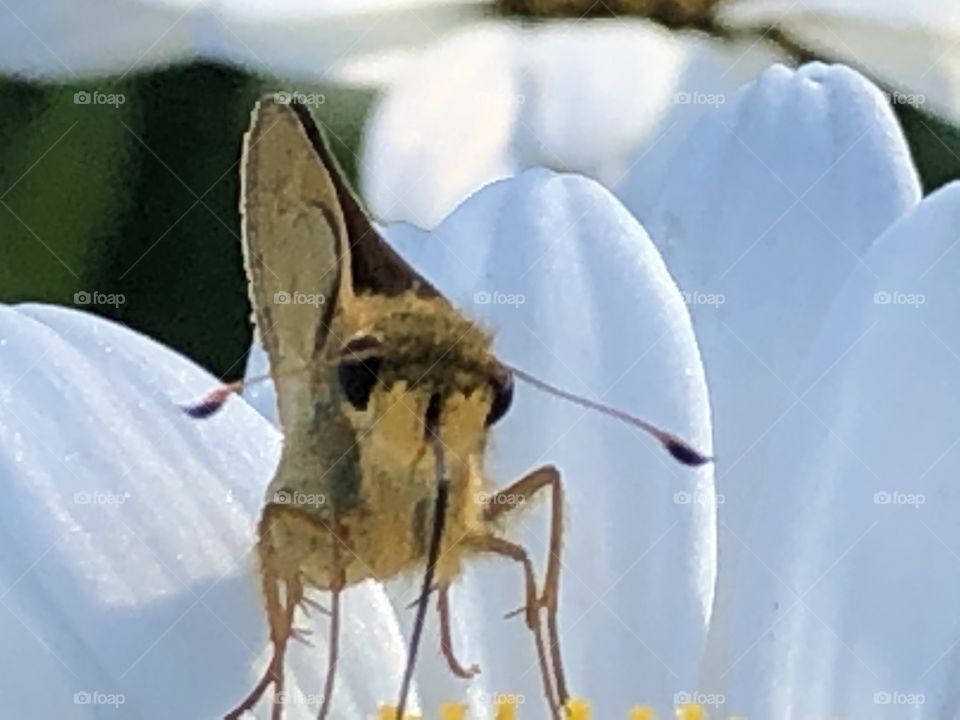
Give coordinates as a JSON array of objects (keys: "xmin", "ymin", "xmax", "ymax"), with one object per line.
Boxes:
[
  {"xmin": 722, "ymin": 0, "xmax": 960, "ymax": 125},
  {"xmin": 0, "ymin": 0, "xmax": 480, "ymax": 82},
  {"xmin": 361, "ymin": 20, "xmax": 784, "ymax": 228}
]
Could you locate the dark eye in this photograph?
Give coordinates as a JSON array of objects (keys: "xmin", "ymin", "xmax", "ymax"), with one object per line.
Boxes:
[
  {"xmin": 338, "ymin": 357, "xmax": 382, "ymax": 410},
  {"xmin": 485, "ymin": 370, "xmax": 514, "ymax": 426}
]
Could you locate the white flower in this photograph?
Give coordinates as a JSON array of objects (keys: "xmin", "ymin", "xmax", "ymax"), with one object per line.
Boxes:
[
  {"xmin": 0, "ymin": 0, "xmax": 480, "ymax": 81},
  {"xmin": 722, "ymin": 0, "xmax": 960, "ymax": 125},
  {"xmin": 360, "ymin": 20, "xmax": 784, "ymax": 228},
  {"xmin": 362, "ymin": 2, "xmax": 960, "ymax": 229}
]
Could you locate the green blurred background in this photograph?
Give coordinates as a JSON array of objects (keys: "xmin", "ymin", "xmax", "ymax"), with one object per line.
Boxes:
[{"xmin": 0, "ymin": 62, "xmax": 957, "ymax": 379}]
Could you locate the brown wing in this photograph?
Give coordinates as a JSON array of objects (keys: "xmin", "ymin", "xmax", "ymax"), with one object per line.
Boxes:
[{"xmin": 285, "ymin": 100, "xmax": 443, "ymax": 300}]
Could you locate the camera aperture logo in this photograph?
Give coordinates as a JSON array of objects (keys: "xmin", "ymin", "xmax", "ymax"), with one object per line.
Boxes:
[
  {"xmin": 473, "ymin": 290, "xmax": 525, "ymax": 307},
  {"xmin": 274, "ymin": 291, "xmax": 325, "ymax": 307},
  {"xmin": 73, "ymin": 91, "xmax": 125, "ymax": 107},
  {"xmin": 74, "ymin": 290, "xmax": 125, "ymax": 308}
]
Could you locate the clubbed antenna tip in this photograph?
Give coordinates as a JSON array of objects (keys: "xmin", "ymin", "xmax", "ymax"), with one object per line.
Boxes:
[
  {"xmin": 665, "ymin": 439, "xmax": 712, "ymax": 467},
  {"xmin": 181, "ymin": 381, "xmax": 244, "ymax": 419},
  {"xmin": 506, "ymin": 363, "xmax": 712, "ymax": 467}
]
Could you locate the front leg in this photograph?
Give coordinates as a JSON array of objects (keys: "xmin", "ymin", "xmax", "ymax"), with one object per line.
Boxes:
[
  {"xmin": 465, "ymin": 532, "xmax": 559, "ymax": 720},
  {"xmin": 225, "ymin": 506, "xmax": 303, "ymax": 720},
  {"xmin": 438, "ymin": 585, "xmax": 480, "ymax": 679},
  {"xmin": 482, "ymin": 465, "xmax": 569, "ymax": 707}
]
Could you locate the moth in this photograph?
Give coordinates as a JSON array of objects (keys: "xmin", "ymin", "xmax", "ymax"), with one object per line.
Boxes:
[{"xmin": 187, "ymin": 96, "xmax": 709, "ymax": 720}]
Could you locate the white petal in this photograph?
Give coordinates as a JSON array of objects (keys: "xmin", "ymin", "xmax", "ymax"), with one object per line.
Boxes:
[
  {"xmin": 614, "ymin": 36, "xmax": 785, "ymax": 212},
  {"xmin": 361, "ymin": 23, "xmax": 521, "ymax": 229},
  {"xmin": 0, "ymin": 0, "xmax": 479, "ymax": 80},
  {"xmin": 207, "ymin": 1, "xmax": 482, "ymax": 85},
  {"xmin": 509, "ymin": 20, "xmax": 688, "ymax": 186},
  {"xmin": 629, "ymin": 61, "xmax": 919, "ymax": 528},
  {"xmin": 0, "ymin": 0, "xmax": 196, "ymax": 78},
  {"xmin": 514, "ymin": 23, "xmax": 783, "ymax": 191},
  {"xmin": 723, "ymin": 0, "xmax": 960, "ymax": 124},
  {"xmin": 0, "ymin": 304, "xmax": 409, "ymax": 718},
  {"xmin": 704, "ymin": 181, "xmax": 960, "ymax": 717},
  {"xmin": 362, "ymin": 20, "xmax": 783, "ymax": 229},
  {"xmin": 388, "ymin": 169, "xmax": 715, "ymax": 717},
  {"xmin": 621, "ymin": 63, "xmax": 921, "ymax": 706}
]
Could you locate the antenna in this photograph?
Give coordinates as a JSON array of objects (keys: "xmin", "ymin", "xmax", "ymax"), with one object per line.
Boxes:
[
  {"xmin": 182, "ymin": 363, "xmax": 712, "ymax": 466},
  {"xmin": 504, "ymin": 364, "xmax": 712, "ymax": 466}
]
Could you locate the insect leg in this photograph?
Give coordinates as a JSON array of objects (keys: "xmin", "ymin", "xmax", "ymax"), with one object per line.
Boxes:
[
  {"xmin": 225, "ymin": 511, "xmax": 303, "ymax": 720},
  {"xmin": 482, "ymin": 465, "xmax": 569, "ymax": 707},
  {"xmin": 437, "ymin": 585, "xmax": 480, "ymax": 678},
  {"xmin": 314, "ymin": 577, "xmax": 343, "ymax": 720},
  {"xmin": 465, "ymin": 533, "xmax": 560, "ymax": 720},
  {"xmin": 316, "ymin": 524, "xmax": 346, "ymax": 720}
]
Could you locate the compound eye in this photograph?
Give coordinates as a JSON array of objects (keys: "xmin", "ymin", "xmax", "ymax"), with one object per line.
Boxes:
[
  {"xmin": 338, "ymin": 357, "xmax": 382, "ymax": 410},
  {"xmin": 485, "ymin": 369, "xmax": 514, "ymax": 427}
]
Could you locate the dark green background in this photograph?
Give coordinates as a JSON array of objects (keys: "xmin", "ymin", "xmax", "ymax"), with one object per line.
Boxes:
[{"xmin": 0, "ymin": 62, "xmax": 957, "ymax": 379}]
